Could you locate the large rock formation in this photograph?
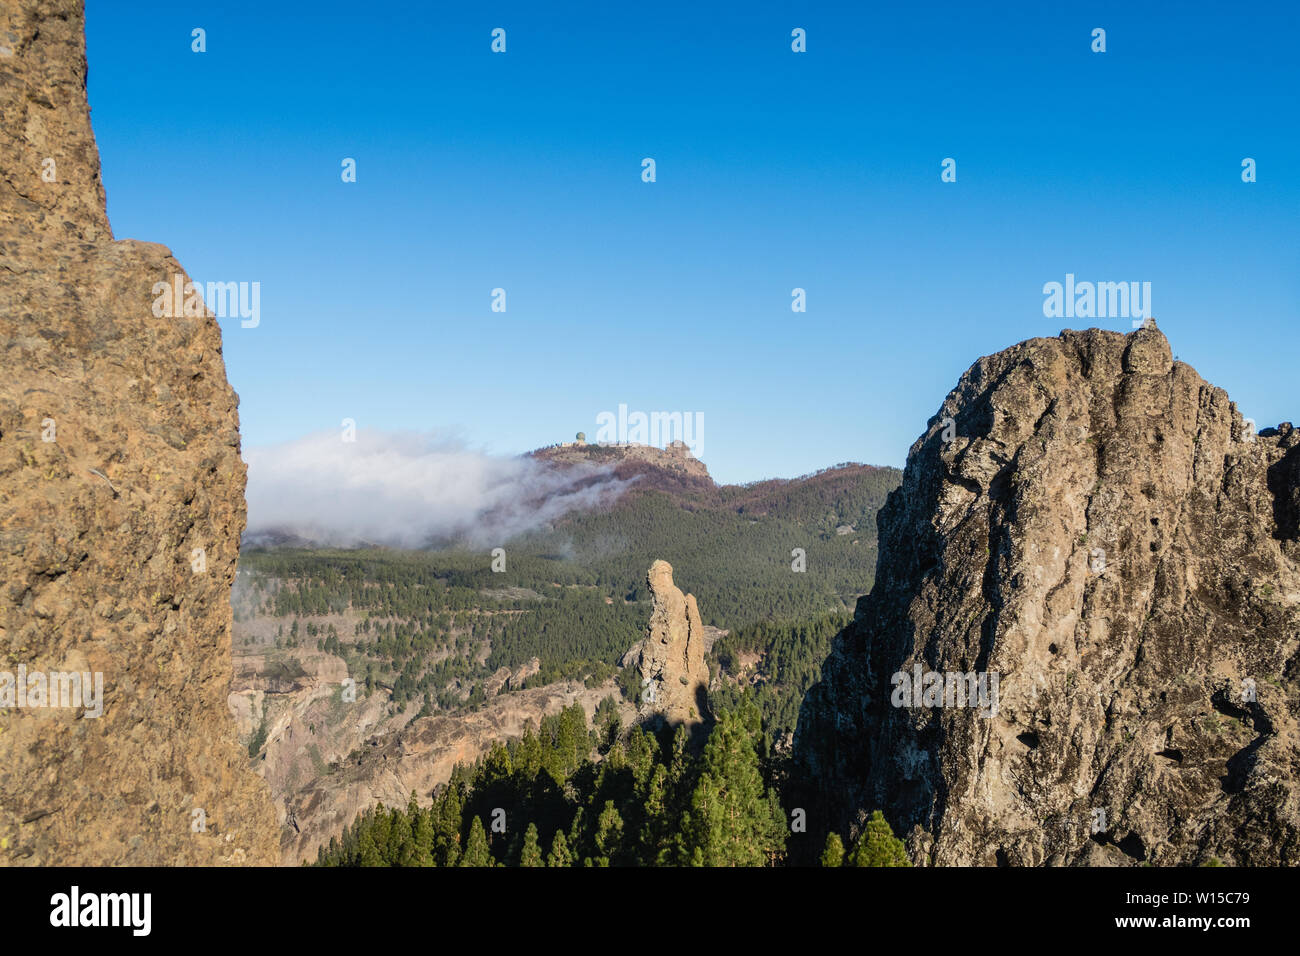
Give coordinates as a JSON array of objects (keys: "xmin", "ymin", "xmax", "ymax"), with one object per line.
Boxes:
[
  {"xmin": 625, "ymin": 560, "xmax": 710, "ymax": 726},
  {"xmin": 797, "ymin": 325, "xmax": 1300, "ymax": 866},
  {"xmin": 0, "ymin": 0, "xmax": 278, "ymax": 863}
]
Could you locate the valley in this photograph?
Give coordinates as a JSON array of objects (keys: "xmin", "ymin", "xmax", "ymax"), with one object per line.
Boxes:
[
  {"xmin": 229, "ymin": 445, "xmax": 900, "ymax": 863},
  {"xmin": 6, "ymin": 0, "xmax": 1295, "ymax": 888}
]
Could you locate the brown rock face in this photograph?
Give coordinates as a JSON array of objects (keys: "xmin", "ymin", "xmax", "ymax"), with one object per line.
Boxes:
[
  {"xmin": 627, "ymin": 560, "xmax": 710, "ymax": 726},
  {"xmin": 797, "ymin": 326, "xmax": 1300, "ymax": 866},
  {"xmin": 0, "ymin": 0, "xmax": 108, "ymax": 241},
  {"xmin": 0, "ymin": 0, "xmax": 278, "ymax": 863}
]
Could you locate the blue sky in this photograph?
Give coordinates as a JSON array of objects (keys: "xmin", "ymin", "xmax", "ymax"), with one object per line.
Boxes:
[{"xmin": 86, "ymin": 1, "xmax": 1298, "ymax": 484}]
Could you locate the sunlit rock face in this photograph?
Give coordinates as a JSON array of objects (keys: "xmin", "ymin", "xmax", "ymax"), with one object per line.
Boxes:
[
  {"xmin": 626, "ymin": 560, "xmax": 710, "ymax": 728},
  {"xmin": 0, "ymin": 0, "xmax": 278, "ymax": 865},
  {"xmin": 798, "ymin": 325, "xmax": 1300, "ymax": 866}
]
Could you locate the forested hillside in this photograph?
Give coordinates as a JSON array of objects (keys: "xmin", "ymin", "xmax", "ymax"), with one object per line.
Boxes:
[
  {"xmin": 522, "ymin": 461, "xmax": 901, "ymax": 627},
  {"xmin": 709, "ymin": 612, "xmax": 850, "ymax": 751},
  {"xmin": 312, "ymin": 700, "xmax": 909, "ymax": 867},
  {"xmin": 237, "ymin": 462, "xmax": 900, "ymax": 718},
  {"xmin": 237, "ymin": 458, "xmax": 902, "ymax": 863}
]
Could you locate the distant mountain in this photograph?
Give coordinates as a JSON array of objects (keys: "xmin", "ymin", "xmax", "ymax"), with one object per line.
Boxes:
[
  {"xmin": 235, "ymin": 447, "xmax": 900, "ymax": 862},
  {"xmin": 514, "ymin": 446, "xmax": 902, "ymax": 629},
  {"xmin": 531, "ymin": 438, "xmax": 712, "ymax": 492},
  {"xmin": 245, "ymin": 434, "xmax": 903, "ymax": 632}
]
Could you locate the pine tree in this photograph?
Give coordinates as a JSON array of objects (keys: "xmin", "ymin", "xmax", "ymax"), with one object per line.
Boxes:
[
  {"xmin": 358, "ymin": 821, "xmax": 384, "ymax": 867},
  {"xmin": 514, "ymin": 727, "xmax": 544, "ymax": 780},
  {"xmin": 519, "ymin": 823, "xmax": 544, "ymax": 867},
  {"xmin": 821, "ymin": 832, "xmax": 845, "ymax": 867},
  {"xmin": 434, "ymin": 783, "xmax": 464, "ymax": 866},
  {"xmin": 677, "ymin": 704, "xmax": 787, "ymax": 866},
  {"xmin": 367, "ymin": 802, "xmax": 393, "ymax": 864},
  {"xmin": 654, "ymin": 725, "xmax": 695, "ymax": 865},
  {"xmin": 637, "ymin": 762, "xmax": 671, "ymax": 865},
  {"xmin": 459, "ymin": 816, "xmax": 493, "ymax": 867},
  {"xmin": 592, "ymin": 801, "xmax": 625, "ymax": 866},
  {"xmin": 848, "ymin": 811, "xmax": 910, "ymax": 867},
  {"xmin": 391, "ymin": 803, "xmax": 414, "ymax": 866},
  {"xmin": 481, "ymin": 740, "xmax": 513, "ymax": 786},
  {"xmin": 411, "ymin": 794, "xmax": 435, "ymax": 866},
  {"xmin": 546, "ymin": 830, "xmax": 572, "ymax": 867}
]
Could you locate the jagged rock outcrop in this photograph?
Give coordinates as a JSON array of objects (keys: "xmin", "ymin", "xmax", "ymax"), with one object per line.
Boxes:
[
  {"xmin": 624, "ymin": 560, "xmax": 710, "ymax": 726},
  {"xmin": 797, "ymin": 325, "xmax": 1300, "ymax": 866},
  {"xmin": 482, "ymin": 656, "xmax": 540, "ymax": 697},
  {"xmin": 0, "ymin": 0, "xmax": 278, "ymax": 863}
]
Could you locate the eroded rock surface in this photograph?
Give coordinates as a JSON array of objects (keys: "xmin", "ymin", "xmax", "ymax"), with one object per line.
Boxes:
[
  {"xmin": 625, "ymin": 560, "xmax": 710, "ymax": 726},
  {"xmin": 267, "ymin": 678, "xmax": 627, "ymax": 864},
  {"xmin": 0, "ymin": 0, "xmax": 277, "ymax": 864},
  {"xmin": 797, "ymin": 326, "xmax": 1300, "ymax": 866}
]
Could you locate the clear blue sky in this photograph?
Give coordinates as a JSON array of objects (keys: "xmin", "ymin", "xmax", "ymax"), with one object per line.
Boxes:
[{"xmin": 86, "ymin": 1, "xmax": 1298, "ymax": 484}]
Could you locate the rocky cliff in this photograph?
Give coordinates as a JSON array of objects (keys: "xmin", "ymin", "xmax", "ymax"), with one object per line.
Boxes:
[
  {"xmin": 797, "ymin": 325, "xmax": 1300, "ymax": 866},
  {"xmin": 0, "ymin": 0, "xmax": 278, "ymax": 863},
  {"xmin": 624, "ymin": 560, "xmax": 710, "ymax": 726},
  {"xmin": 261, "ymin": 677, "xmax": 627, "ymax": 864}
]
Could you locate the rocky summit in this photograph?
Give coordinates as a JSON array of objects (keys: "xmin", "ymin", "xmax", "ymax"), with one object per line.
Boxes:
[
  {"xmin": 797, "ymin": 325, "xmax": 1300, "ymax": 866},
  {"xmin": 625, "ymin": 560, "xmax": 710, "ymax": 727},
  {"xmin": 0, "ymin": 0, "xmax": 278, "ymax": 863}
]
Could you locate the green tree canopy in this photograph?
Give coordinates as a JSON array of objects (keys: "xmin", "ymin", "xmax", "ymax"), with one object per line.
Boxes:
[
  {"xmin": 459, "ymin": 816, "xmax": 493, "ymax": 867},
  {"xmin": 849, "ymin": 811, "xmax": 910, "ymax": 867},
  {"xmin": 821, "ymin": 831, "xmax": 845, "ymax": 867},
  {"xmin": 519, "ymin": 823, "xmax": 543, "ymax": 867}
]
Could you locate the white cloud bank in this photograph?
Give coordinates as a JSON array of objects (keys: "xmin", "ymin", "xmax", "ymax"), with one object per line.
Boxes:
[{"xmin": 242, "ymin": 430, "xmax": 628, "ymax": 549}]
